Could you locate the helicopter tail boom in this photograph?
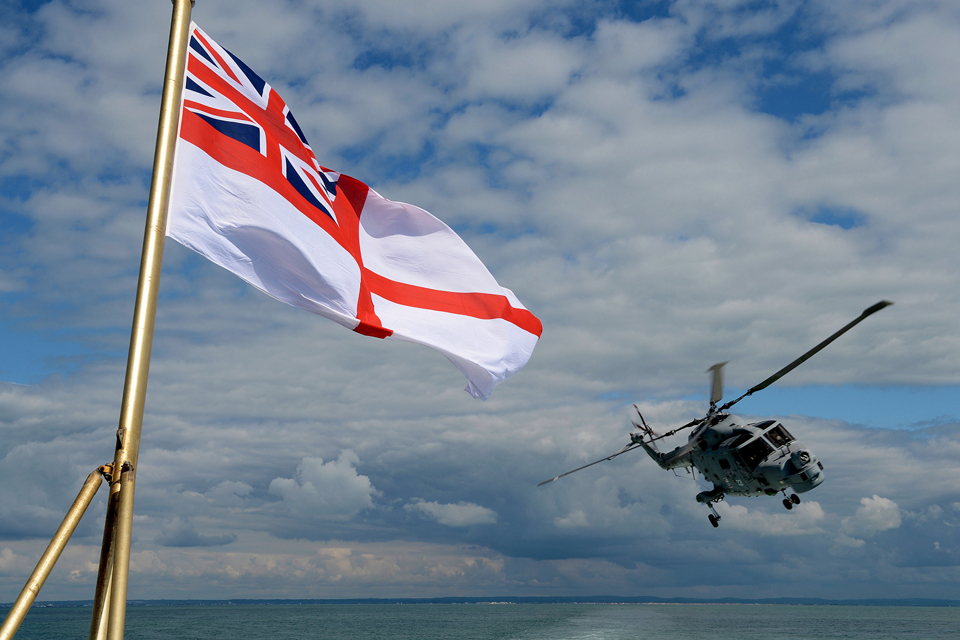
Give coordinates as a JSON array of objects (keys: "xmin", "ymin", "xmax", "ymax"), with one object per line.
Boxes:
[
  {"xmin": 631, "ymin": 431, "xmax": 695, "ymax": 470},
  {"xmin": 536, "ymin": 442, "xmax": 641, "ymax": 486}
]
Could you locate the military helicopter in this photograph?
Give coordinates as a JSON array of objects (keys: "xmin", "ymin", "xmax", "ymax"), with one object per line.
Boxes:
[{"xmin": 538, "ymin": 301, "xmax": 893, "ymax": 528}]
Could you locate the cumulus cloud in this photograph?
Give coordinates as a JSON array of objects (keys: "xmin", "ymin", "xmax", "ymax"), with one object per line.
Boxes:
[
  {"xmin": 405, "ymin": 499, "xmax": 498, "ymax": 526},
  {"xmin": 0, "ymin": 547, "xmax": 31, "ymax": 576},
  {"xmin": 832, "ymin": 533, "xmax": 866, "ymax": 550},
  {"xmin": 204, "ymin": 480, "xmax": 254, "ymax": 508},
  {"xmin": 718, "ymin": 501, "xmax": 827, "ymax": 536},
  {"xmin": 269, "ymin": 452, "xmax": 377, "ymax": 520},
  {"xmin": 907, "ymin": 503, "xmax": 944, "ymax": 523},
  {"xmin": 154, "ymin": 517, "xmax": 238, "ymax": 548},
  {"xmin": 553, "ymin": 510, "xmax": 590, "ymax": 529},
  {"xmin": 841, "ymin": 495, "xmax": 902, "ymax": 537}
]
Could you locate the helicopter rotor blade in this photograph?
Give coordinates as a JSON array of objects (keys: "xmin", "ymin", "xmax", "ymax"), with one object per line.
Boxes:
[
  {"xmin": 537, "ymin": 442, "xmax": 641, "ymax": 487},
  {"xmin": 719, "ymin": 300, "xmax": 893, "ymax": 412}
]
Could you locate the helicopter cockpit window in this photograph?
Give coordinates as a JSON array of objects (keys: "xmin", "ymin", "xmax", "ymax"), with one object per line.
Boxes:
[
  {"xmin": 736, "ymin": 437, "xmax": 774, "ymax": 471},
  {"xmin": 765, "ymin": 424, "xmax": 795, "ymax": 448},
  {"xmin": 723, "ymin": 433, "xmax": 752, "ymax": 450}
]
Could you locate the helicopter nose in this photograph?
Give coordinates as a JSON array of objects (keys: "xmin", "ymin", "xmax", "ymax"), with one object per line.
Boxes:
[
  {"xmin": 792, "ymin": 458, "xmax": 825, "ymax": 493},
  {"xmin": 809, "ymin": 463, "xmax": 825, "ymax": 488},
  {"xmin": 784, "ymin": 448, "xmax": 825, "ymax": 493}
]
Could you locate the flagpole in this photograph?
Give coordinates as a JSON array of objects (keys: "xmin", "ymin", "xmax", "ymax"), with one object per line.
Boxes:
[{"xmin": 104, "ymin": 1, "xmax": 193, "ymax": 638}]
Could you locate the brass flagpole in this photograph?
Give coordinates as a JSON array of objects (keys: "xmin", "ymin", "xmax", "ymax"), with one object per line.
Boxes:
[{"xmin": 102, "ymin": 1, "xmax": 194, "ymax": 638}]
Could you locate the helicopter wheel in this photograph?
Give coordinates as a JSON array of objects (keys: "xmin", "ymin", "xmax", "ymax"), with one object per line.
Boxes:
[
  {"xmin": 790, "ymin": 494, "xmax": 801, "ymax": 505},
  {"xmin": 708, "ymin": 514, "xmax": 720, "ymax": 528},
  {"xmin": 782, "ymin": 498, "xmax": 793, "ymax": 510}
]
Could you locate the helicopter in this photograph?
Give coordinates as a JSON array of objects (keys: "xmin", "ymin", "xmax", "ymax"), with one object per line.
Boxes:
[{"xmin": 538, "ymin": 300, "xmax": 893, "ymax": 528}]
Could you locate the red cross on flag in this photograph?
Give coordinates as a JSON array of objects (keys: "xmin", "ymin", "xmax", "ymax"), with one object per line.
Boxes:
[{"xmin": 167, "ymin": 24, "xmax": 542, "ymax": 399}]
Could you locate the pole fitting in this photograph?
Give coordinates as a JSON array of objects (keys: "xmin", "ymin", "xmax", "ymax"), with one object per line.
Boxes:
[
  {"xmin": 98, "ymin": 463, "xmax": 115, "ymax": 484},
  {"xmin": 99, "ymin": 462, "xmax": 133, "ymax": 486}
]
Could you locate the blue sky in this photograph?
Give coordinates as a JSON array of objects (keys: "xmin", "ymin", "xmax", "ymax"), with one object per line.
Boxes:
[{"xmin": 2, "ymin": 0, "xmax": 960, "ymax": 602}]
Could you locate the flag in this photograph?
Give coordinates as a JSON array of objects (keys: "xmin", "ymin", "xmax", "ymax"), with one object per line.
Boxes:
[{"xmin": 167, "ymin": 24, "xmax": 541, "ymax": 399}]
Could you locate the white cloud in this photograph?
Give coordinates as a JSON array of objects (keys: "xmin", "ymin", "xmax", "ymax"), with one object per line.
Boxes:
[
  {"xmin": 841, "ymin": 495, "xmax": 902, "ymax": 536},
  {"xmin": 154, "ymin": 517, "xmax": 237, "ymax": 548},
  {"xmin": 553, "ymin": 509, "xmax": 589, "ymax": 529},
  {"xmin": 405, "ymin": 500, "xmax": 498, "ymax": 526},
  {"xmin": 269, "ymin": 452, "xmax": 378, "ymax": 520},
  {"xmin": 907, "ymin": 503, "xmax": 944, "ymax": 523},
  {"xmin": 460, "ymin": 31, "xmax": 583, "ymax": 102},
  {"xmin": 590, "ymin": 18, "xmax": 690, "ymax": 76},
  {"xmin": 2, "ymin": 0, "xmax": 960, "ymax": 602},
  {"xmin": 832, "ymin": 533, "xmax": 866, "ymax": 550},
  {"xmin": 205, "ymin": 481, "xmax": 254, "ymax": 508},
  {"xmin": 0, "ymin": 547, "xmax": 31, "ymax": 576},
  {"xmin": 718, "ymin": 501, "xmax": 827, "ymax": 536}
]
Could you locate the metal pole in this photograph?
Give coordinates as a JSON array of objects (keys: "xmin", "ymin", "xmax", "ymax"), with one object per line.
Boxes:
[
  {"xmin": 0, "ymin": 470, "xmax": 103, "ymax": 640},
  {"xmin": 104, "ymin": 1, "xmax": 194, "ymax": 638},
  {"xmin": 93, "ymin": 573, "xmax": 113, "ymax": 640},
  {"xmin": 105, "ymin": 467, "xmax": 136, "ymax": 640},
  {"xmin": 89, "ymin": 465, "xmax": 119, "ymax": 640}
]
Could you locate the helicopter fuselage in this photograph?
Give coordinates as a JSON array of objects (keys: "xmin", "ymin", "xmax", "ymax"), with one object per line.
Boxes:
[{"xmin": 634, "ymin": 413, "xmax": 824, "ymax": 499}]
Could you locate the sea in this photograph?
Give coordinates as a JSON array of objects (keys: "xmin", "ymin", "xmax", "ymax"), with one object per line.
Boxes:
[{"xmin": 4, "ymin": 603, "xmax": 958, "ymax": 639}]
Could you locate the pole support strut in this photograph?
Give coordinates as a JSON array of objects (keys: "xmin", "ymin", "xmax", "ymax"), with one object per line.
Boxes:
[{"xmin": 0, "ymin": 470, "xmax": 104, "ymax": 640}]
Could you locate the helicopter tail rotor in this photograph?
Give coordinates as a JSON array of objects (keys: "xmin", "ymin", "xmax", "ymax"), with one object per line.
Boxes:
[{"xmin": 631, "ymin": 404, "xmax": 659, "ymax": 450}]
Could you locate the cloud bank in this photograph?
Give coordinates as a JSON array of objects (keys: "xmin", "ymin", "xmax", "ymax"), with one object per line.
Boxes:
[{"xmin": 1, "ymin": 0, "xmax": 959, "ymax": 602}]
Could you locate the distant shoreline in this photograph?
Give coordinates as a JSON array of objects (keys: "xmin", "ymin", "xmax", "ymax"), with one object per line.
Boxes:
[{"xmin": 7, "ymin": 597, "xmax": 959, "ymax": 608}]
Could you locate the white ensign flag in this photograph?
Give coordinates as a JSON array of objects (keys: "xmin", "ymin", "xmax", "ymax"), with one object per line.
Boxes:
[{"xmin": 167, "ymin": 24, "xmax": 541, "ymax": 399}]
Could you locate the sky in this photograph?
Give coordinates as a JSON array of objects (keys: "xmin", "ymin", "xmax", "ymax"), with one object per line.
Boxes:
[{"xmin": 1, "ymin": 0, "xmax": 960, "ymax": 602}]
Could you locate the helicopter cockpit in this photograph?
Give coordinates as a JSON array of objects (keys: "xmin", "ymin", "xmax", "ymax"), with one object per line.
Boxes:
[
  {"xmin": 764, "ymin": 422, "xmax": 794, "ymax": 447},
  {"xmin": 740, "ymin": 421, "xmax": 824, "ymax": 495}
]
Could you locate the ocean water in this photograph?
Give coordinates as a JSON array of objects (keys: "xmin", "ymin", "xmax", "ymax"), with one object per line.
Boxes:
[{"xmin": 5, "ymin": 603, "xmax": 958, "ymax": 639}]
